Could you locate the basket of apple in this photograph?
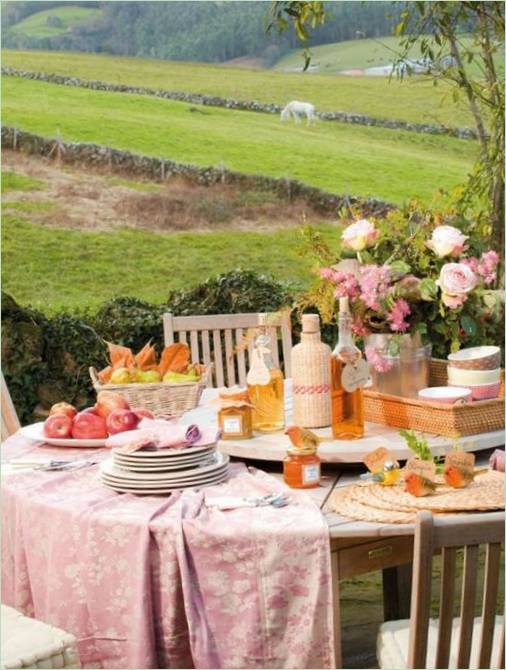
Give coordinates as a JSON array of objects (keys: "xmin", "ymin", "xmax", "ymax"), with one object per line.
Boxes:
[
  {"xmin": 43, "ymin": 394, "xmax": 154, "ymax": 442},
  {"xmin": 89, "ymin": 340, "xmax": 211, "ymax": 420}
]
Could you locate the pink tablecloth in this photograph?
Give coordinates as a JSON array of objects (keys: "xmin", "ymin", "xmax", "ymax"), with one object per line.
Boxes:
[{"xmin": 1, "ymin": 434, "xmax": 334, "ymax": 669}]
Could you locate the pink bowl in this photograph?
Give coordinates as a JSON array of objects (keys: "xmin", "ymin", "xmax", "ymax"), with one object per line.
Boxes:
[
  {"xmin": 450, "ymin": 382, "xmax": 501, "ymax": 401},
  {"xmin": 418, "ymin": 386, "xmax": 472, "ymax": 405}
]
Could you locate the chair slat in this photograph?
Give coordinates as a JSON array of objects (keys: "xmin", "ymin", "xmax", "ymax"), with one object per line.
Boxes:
[
  {"xmin": 163, "ymin": 313, "xmax": 175, "ymax": 345},
  {"xmin": 201, "ymin": 331, "xmax": 213, "ymax": 388},
  {"xmin": 478, "ymin": 543, "xmax": 502, "ymax": 668},
  {"xmin": 435, "ymin": 546, "xmax": 457, "ymax": 669},
  {"xmin": 408, "ymin": 512, "xmax": 434, "ymax": 669},
  {"xmin": 497, "ymin": 619, "xmax": 505, "ymax": 670},
  {"xmin": 179, "ymin": 331, "xmax": 187, "ymax": 344},
  {"xmin": 212, "ymin": 330, "xmax": 225, "ymax": 387},
  {"xmin": 1, "ymin": 372, "xmax": 21, "ymax": 439},
  {"xmin": 235, "ymin": 329, "xmax": 247, "ymax": 386},
  {"xmin": 224, "ymin": 329, "xmax": 236, "ymax": 386},
  {"xmin": 457, "ymin": 544, "xmax": 479, "ymax": 669},
  {"xmin": 281, "ymin": 312, "xmax": 293, "ymax": 377},
  {"xmin": 190, "ymin": 331, "xmax": 200, "ymax": 364},
  {"xmin": 268, "ymin": 327, "xmax": 280, "ymax": 368}
]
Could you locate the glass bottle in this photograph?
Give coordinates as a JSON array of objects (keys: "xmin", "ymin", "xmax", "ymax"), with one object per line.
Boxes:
[
  {"xmin": 331, "ymin": 297, "xmax": 365, "ymax": 439},
  {"xmin": 247, "ymin": 334, "xmax": 285, "ymax": 433},
  {"xmin": 283, "ymin": 446, "xmax": 321, "ymax": 489}
]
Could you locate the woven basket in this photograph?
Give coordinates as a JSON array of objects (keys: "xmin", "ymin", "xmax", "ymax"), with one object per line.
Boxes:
[
  {"xmin": 364, "ymin": 359, "xmax": 504, "ymax": 438},
  {"xmin": 89, "ymin": 366, "xmax": 211, "ymax": 419}
]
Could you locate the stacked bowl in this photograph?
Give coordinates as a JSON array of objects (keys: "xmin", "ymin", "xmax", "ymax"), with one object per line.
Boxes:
[{"xmin": 447, "ymin": 346, "xmax": 502, "ymax": 400}]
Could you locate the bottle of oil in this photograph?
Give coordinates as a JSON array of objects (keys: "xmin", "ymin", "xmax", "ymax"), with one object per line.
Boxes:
[
  {"xmin": 331, "ymin": 297, "xmax": 365, "ymax": 439},
  {"xmin": 247, "ymin": 333, "xmax": 285, "ymax": 432}
]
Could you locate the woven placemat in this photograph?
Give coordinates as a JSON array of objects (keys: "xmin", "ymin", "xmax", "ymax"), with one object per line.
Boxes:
[{"xmin": 328, "ymin": 470, "xmax": 504, "ymax": 524}]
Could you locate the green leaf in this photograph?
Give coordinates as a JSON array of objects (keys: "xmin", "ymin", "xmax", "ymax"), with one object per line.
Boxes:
[
  {"xmin": 420, "ymin": 277, "xmax": 438, "ymax": 301},
  {"xmin": 451, "ymin": 339, "xmax": 460, "ymax": 353},
  {"xmin": 460, "ymin": 315, "xmax": 477, "ymax": 337},
  {"xmin": 390, "ymin": 260, "xmax": 411, "ymax": 275}
]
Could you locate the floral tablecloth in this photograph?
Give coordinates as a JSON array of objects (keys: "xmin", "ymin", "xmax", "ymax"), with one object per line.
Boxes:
[{"xmin": 1, "ymin": 434, "xmax": 334, "ymax": 669}]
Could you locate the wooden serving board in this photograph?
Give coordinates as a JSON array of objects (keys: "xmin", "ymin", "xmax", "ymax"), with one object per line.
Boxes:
[{"xmin": 183, "ymin": 385, "xmax": 504, "ymax": 465}]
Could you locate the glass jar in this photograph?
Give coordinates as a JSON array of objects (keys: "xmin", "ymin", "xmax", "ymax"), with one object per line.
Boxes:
[
  {"xmin": 247, "ymin": 334, "xmax": 285, "ymax": 433},
  {"xmin": 217, "ymin": 388, "xmax": 253, "ymax": 440},
  {"xmin": 283, "ymin": 449, "xmax": 321, "ymax": 489}
]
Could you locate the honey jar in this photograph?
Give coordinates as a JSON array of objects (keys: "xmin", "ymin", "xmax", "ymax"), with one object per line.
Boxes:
[
  {"xmin": 283, "ymin": 446, "xmax": 321, "ymax": 489},
  {"xmin": 217, "ymin": 388, "xmax": 253, "ymax": 440}
]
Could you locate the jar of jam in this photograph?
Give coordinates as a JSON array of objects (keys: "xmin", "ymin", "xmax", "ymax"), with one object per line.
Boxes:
[
  {"xmin": 283, "ymin": 446, "xmax": 321, "ymax": 489},
  {"xmin": 217, "ymin": 388, "xmax": 253, "ymax": 440}
]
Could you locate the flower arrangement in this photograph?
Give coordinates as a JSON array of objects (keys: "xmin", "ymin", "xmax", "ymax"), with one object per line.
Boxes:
[{"xmin": 302, "ymin": 205, "xmax": 503, "ymax": 367}]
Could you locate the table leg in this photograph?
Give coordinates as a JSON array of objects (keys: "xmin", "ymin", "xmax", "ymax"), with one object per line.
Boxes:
[
  {"xmin": 331, "ymin": 551, "xmax": 343, "ymax": 669},
  {"xmin": 382, "ymin": 563, "xmax": 412, "ymax": 621}
]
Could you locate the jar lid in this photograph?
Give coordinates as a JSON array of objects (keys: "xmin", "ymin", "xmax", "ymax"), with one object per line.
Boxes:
[{"xmin": 219, "ymin": 387, "xmax": 249, "ymax": 402}]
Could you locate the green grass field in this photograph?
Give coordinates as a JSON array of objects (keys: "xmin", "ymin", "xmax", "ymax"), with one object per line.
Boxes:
[
  {"xmin": 274, "ymin": 35, "xmax": 503, "ymax": 77},
  {"xmin": 1, "ymin": 213, "xmax": 342, "ymax": 312},
  {"xmin": 2, "ymin": 77, "xmax": 475, "ymax": 206},
  {"xmin": 2, "ymin": 48, "xmax": 475, "ymax": 127},
  {"xmin": 8, "ymin": 6, "xmax": 102, "ymax": 39}
]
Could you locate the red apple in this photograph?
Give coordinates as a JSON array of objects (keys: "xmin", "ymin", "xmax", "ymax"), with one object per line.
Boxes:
[
  {"xmin": 72, "ymin": 411, "xmax": 108, "ymax": 439},
  {"xmin": 132, "ymin": 407, "xmax": 155, "ymax": 420},
  {"xmin": 106, "ymin": 409, "xmax": 140, "ymax": 435},
  {"xmin": 44, "ymin": 414, "xmax": 73, "ymax": 439},
  {"xmin": 95, "ymin": 391, "xmax": 130, "ymax": 419},
  {"xmin": 81, "ymin": 406, "xmax": 97, "ymax": 415},
  {"xmin": 49, "ymin": 402, "xmax": 77, "ymax": 420}
]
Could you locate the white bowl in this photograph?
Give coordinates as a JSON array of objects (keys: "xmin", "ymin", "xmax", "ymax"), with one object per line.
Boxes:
[
  {"xmin": 448, "ymin": 346, "xmax": 501, "ymax": 370},
  {"xmin": 447, "ymin": 366, "xmax": 501, "ymax": 386},
  {"xmin": 418, "ymin": 387, "xmax": 471, "ymax": 405}
]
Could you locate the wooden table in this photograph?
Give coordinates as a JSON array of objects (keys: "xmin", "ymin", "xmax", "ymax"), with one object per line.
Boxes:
[{"xmin": 262, "ymin": 448, "xmax": 500, "ymax": 669}]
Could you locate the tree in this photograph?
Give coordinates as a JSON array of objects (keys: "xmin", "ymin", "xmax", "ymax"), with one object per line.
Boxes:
[{"xmin": 270, "ymin": 1, "xmax": 505, "ymax": 260}]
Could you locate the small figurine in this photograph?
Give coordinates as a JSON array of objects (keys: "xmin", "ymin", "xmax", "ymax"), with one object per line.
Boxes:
[
  {"xmin": 285, "ymin": 425, "xmax": 327, "ymax": 451},
  {"xmin": 444, "ymin": 465, "xmax": 487, "ymax": 489},
  {"xmin": 404, "ymin": 472, "xmax": 439, "ymax": 497},
  {"xmin": 371, "ymin": 459, "xmax": 401, "ymax": 486}
]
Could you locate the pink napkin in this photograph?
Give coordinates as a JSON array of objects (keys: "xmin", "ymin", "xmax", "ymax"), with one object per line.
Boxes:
[
  {"xmin": 489, "ymin": 449, "xmax": 505, "ymax": 472},
  {"xmin": 105, "ymin": 418, "xmax": 221, "ymax": 454}
]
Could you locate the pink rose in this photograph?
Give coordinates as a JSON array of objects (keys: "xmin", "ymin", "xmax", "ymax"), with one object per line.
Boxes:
[
  {"xmin": 427, "ymin": 225, "xmax": 468, "ymax": 257},
  {"xmin": 437, "ymin": 263, "xmax": 477, "ymax": 308},
  {"xmin": 341, "ymin": 219, "xmax": 378, "ymax": 252}
]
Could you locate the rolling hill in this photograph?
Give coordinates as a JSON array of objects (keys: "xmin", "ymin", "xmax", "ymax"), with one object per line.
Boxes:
[{"xmin": 8, "ymin": 5, "xmax": 102, "ymax": 39}]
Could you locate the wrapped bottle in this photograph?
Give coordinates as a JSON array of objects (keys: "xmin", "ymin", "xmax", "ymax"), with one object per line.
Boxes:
[
  {"xmin": 247, "ymin": 333, "xmax": 284, "ymax": 432},
  {"xmin": 291, "ymin": 314, "xmax": 331, "ymax": 428},
  {"xmin": 331, "ymin": 297, "xmax": 367, "ymax": 439}
]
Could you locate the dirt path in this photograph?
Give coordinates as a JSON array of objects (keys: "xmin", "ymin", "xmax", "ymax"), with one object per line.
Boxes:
[{"xmin": 2, "ymin": 150, "xmax": 335, "ymax": 233}]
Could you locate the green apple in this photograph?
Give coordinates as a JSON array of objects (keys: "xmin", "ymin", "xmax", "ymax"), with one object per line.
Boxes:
[
  {"xmin": 110, "ymin": 367, "xmax": 132, "ymax": 384},
  {"xmin": 163, "ymin": 371, "xmax": 199, "ymax": 383},
  {"xmin": 136, "ymin": 370, "xmax": 162, "ymax": 384}
]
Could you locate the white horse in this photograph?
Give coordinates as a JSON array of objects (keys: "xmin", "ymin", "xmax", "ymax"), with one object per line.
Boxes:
[{"xmin": 280, "ymin": 100, "xmax": 316, "ymax": 126}]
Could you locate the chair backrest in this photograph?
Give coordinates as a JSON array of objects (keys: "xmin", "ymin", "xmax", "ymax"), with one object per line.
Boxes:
[
  {"xmin": 163, "ymin": 312, "xmax": 292, "ymax": 388},
  {"xmin": 408, "ymin": 510, "xmax": 505, "ymax": 669},
  {"xmin": 1, "ymin": 372, "xmax": 21, "ymax": 440}
]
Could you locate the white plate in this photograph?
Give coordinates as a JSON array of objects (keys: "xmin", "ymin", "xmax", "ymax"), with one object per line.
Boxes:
[
  {"xmin": 112, "ymin": 445, "xmax": 215, "ymax": 464},
  {"xmin": 101, "ymin": 453, "xmax": 228, "ymax": 482},
  {"xmin": 113, "ymin": 455, "xmax": 217, "ymax": 472},
  {"xmin": 20, "ymin": 422, "xmax": 107, "ymax": 448},
  {"xmin": 102, "ymin": 471, "xmax": 229, "ymax": 495},
  {"xmin": 101, "ymin": 467, "xmax": 229, "ymax": 489},
  {"xmin": 111, "ymin": 443, "xmax": 217, "ymax": 459}
]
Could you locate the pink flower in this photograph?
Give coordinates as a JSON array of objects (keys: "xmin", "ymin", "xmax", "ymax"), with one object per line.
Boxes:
[
  {"xmin": 365, "ymin": 345, "xmax": 394, "ymax": 373},
  {"xmin": 479, "ymin": 250, "xmax": 500, "ymax": 285},
  {"xmin": 437, "ymin": 262, "xmax": 477, "ymax": 308},
  {"xmin": 341, "ymin": 219, "xmax": 378, "ymax": 252},
  {"xmin": 358, "ymin": 265, "xmax": 392, "ymax": 311},
  {"xmin": 352, "ymin": 316, "xmax": 371, "ymax": 337},
  {"xmin": 427, "ymin": 225, "xmax": 468, "ymax": 257},
  {"xmin": 386, "ymin": 298, "xmax": 411, "ymax": 332},
  {"xmin": 320, "ymin": 268, "xmax": 360, "ymax": 298}
]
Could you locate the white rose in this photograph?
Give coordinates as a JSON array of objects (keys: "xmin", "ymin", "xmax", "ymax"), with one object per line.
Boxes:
[
  {"xmin": 427, "ymin": 225, "xmax": 468, "ymax": 258},
  {"xmin": 341, "ymin": 219, "xmax": 378, "ymax": 252},
  {"xmin": 437, "ymin": 263, "xmax": 477, "ymax": 308}
]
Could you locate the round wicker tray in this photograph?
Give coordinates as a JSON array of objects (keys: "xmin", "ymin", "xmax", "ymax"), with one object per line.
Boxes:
[{"xmin": 328, "ymin": 470, "xmax": 504, "ymax": 524}]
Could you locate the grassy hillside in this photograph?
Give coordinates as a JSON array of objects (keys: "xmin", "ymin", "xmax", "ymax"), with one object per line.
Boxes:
[
  {"xmin": 2, "ymin": 212, "xmax": 342, "ymax": 312},
  {"xmin": 2, "ymin": 77, "xmax": 475, "ymax": 205},
  {"xmin": 2, "ymin": 49, "xmax": 475, "ymax": 127},
  {"xmin": 8, "ymin": 6, "xmax": 102, "ymax": 39}
]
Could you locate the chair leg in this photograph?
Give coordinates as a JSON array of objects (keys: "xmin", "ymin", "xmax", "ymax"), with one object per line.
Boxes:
[
  {"xmin": 382, "ymin": 564, "xmax": 412, "ymax": 620},
  {"xmin": 331, "ymin": 550, "xmax": 343, "ymax": 668}
]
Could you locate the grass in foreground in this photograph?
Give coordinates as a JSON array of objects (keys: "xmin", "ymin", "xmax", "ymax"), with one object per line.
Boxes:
[
  {"xmin": 8, "ymin": 7, "xmax": 102, "ymax": 39},
  {"xmin": 2, "ymin": 77, "xmax": 475, "ymax": 205},
  {"xmin": 1, "ymin": 214, "xmax": 341, "ymax": 312},
  {"xmin": 2, "ymin": 169, "xmax": 46, "ymax": 193},
  {"xmin": 2, "ymin": 48, "xmax": 475, "ymax": 127}
]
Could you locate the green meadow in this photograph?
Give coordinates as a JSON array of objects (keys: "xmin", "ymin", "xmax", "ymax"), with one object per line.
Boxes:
[
  {"xmin": 8, "ymin": 7, "xmax": 102, "ymax": 39},
  {"xmin": 2, "ymin": 76, "xmax": 475, "ymax": 206},
  {"xmin": 3, "ymin": 48, "xmax": 475, "ymax": 127}
]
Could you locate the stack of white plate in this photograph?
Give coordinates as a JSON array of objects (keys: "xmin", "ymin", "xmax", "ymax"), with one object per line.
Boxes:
[{"xmin": 101, "ymin": 444, "xmax": 229, "ymax": 494}]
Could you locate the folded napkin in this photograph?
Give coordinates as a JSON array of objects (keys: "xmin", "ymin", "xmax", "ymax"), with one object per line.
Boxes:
[
  {"xmin": 106, "ymin": 418, "xmax": 221, "ymax": 454},
  {"xmin": 489, "ymin": 449, "xmax": 505, "ymax": 472}
]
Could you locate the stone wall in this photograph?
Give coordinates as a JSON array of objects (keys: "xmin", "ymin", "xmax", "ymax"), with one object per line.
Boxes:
[
  {"xmin": 1, "ymin": 126, "xmax": 394, "ymax": 218},
  {"xmin": 2, "ymin": 66, "xmax": 478, "ymax": 140}
]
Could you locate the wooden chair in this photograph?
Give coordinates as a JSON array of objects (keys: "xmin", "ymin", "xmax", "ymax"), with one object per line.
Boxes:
[
  {"xmin": 163, "ymin": 312, "xmax": 292, "ymax": 388},
  {"xmin": 2, "ymin": 372, "xmax": 20, "ymax": 440},
  {"xmin": 377, "ymin": 511, "xmax": 505, "ymax": 669}
]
